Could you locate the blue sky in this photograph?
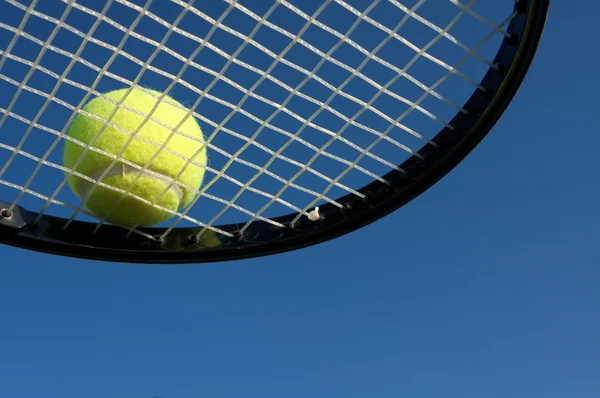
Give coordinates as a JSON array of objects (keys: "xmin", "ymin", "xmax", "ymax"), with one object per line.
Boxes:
[{"xmin": 1, "ymin": 1, "xmax": 599, "ymax": 398}]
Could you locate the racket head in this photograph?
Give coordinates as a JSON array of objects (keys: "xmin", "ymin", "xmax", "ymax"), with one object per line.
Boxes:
[{"xmin": 0, "ymin": 0, "xmax": 550, "ymax": 263}]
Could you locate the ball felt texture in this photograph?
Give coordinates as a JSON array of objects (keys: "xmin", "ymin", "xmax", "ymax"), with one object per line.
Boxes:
[{"xmin": 63, "ymin": 87, "xmax": 207, "ymax": 228}]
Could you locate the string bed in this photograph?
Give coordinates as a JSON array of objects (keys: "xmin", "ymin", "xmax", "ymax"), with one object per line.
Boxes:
[{"xmin": 0, "ymin": 0, "xmax": 513, "ymax": 241}]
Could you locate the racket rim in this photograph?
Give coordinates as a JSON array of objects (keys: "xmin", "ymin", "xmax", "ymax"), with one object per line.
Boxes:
[{"xmin": 0, "ymin": 0, "xmax": 550, "ymax": 263}]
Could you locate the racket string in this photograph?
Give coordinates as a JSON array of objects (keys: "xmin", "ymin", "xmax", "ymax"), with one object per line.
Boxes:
[{"xmin": 0, "ymin": 0, "xmax": 516, "ymax": 236}]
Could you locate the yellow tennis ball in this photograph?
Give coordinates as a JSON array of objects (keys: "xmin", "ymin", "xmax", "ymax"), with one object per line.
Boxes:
[{"xmin": 63, "ymin": 87, "xmax": 207, "ymax": 228}]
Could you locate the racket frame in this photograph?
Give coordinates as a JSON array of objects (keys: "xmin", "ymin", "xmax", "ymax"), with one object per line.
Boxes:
[{"xmin": 0, "ymin": 0, "xmax": 550, "ymax": 263}]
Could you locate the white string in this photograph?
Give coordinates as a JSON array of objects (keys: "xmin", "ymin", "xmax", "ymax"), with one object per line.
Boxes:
[{"xmin": 0, "ymin": 0, "xmax": 515, "ymax": 236}]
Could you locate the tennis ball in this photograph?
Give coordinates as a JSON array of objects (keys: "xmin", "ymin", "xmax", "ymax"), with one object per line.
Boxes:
[{"xmin": 63, "ymin": 87, "xmax": 207, "ymax": 228}]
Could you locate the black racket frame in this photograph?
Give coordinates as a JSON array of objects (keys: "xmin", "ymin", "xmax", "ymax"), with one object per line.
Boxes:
[{"xmin": 0, "ymin": 0, "xmax": 550, "ymax": 263}]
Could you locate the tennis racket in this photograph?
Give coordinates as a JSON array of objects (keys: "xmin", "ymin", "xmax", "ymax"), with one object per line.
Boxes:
[{"xmin": 0, "ymin": 0, "xmax": 549, "ymax": 263}]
